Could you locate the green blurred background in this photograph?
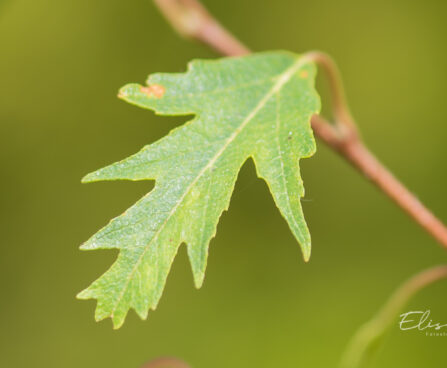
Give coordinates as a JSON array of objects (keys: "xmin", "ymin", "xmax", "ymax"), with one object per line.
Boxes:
[{"xmin": 1, "ymin": 0, "xmax": 446, "ymax": 367}]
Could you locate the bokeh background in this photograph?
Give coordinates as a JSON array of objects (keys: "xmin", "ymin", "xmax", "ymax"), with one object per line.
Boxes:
[{"xmin": 1, "ymin": 0, "xmax": 446, "ymax": 367}]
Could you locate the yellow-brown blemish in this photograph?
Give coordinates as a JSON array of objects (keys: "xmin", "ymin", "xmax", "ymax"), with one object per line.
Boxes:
[
  {"xmin": 299, "ymin": 70, "xmax": 308, "ymax": 78},
  {"xmin": 140, "ymin": 84, "xmax": 166, "ymax": 98}
]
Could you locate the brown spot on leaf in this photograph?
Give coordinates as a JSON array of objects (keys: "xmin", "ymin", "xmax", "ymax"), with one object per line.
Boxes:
[
  {"xmin": 299, "ymin": 71, "xmax": 308, "ymax": 78},
  {"xmin": 140, "ymin": 84, "xmax": 165, "ymax": 98}
]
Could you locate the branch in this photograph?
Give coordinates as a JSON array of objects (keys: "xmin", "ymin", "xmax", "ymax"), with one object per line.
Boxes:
[
  {"xmin": 153, "ymin": 0, "xmax": 250, "ymax": 56},
  {"xmin": 153, "ymin": 0, "xmax": 447, "ymax": 250},
  {"xmin": 140, "ymin": 357, "xmax": 191, "ymax": 368},
  {"xmin": 340, "ymin": 265, "xmax": 447, "ymax": 368}
]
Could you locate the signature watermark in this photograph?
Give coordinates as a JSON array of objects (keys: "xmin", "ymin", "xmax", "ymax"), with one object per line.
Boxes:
[{"xmin": 399, "ymin": 310, "xmax": 447, "ymax": 336}]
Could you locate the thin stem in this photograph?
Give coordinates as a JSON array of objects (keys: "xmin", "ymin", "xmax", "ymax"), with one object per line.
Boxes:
[
  {"xmin": 153, "ymin": 0, "xmax": 250, "ymax": 56},
  {"xmin": 140, "ymin": 357, "xmax": 191, "ymax": 368},
  {"xmin": 340, "ymin": 265, "xmax": 447, "ymax": 368},
  {"xmin": 329, "ymin": 135, "xmax": 447, "ymax": 248},
  {"xmin": 302, "ymin": 51, "xmax": 358, "ymax": 136},
  {"xmin": 152, "ymin": 0, "xmax": 447, "ymax": 250}
]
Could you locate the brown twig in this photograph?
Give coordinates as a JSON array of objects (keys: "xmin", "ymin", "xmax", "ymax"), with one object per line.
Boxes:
[
  {"xmin": 340, "ymin": 265, "xmax": 447, "ymax": 368},
  {"xmin": 302, "ymin": 51, "xmax": 358, "ymax": 136},
  {"xmin": 152, "ymin": 0, "xmax": 447, "ymax": 249},
  {"xmin": 153, "ymin": 0, "xmax": 250, "ymax": 56},
  {"xmin": 312, "ymin": 115, "xmax": 447, "ymax": 248},
  {"xmin": 140, "ymin": 357, "xmax": 191, "ymax": 368}
]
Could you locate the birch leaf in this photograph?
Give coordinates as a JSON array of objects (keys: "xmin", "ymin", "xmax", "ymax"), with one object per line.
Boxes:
[{"xmin": 78, "ymin": 51, "xmax": 320, "ymax": 328}]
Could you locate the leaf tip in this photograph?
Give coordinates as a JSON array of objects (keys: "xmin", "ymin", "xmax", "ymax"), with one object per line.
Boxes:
[
  {"xmin": 110, "ymin": 309, "xmax": 131, "ymax": 329},
  {"xmin": 117, "ymin": 84, "xmax": 137, "ymax": 100},
  {"xmin": 112, "ymin": 319, "xmax": 124, "ymax": 330},
  {"xmin": 81, "ymin": 172, "xmax": 96, "ymax": 183},
  {"xmin": 135, "ymin": 308, "xmax": 149, "ymax": 322},
  {"xmin": 117, "ymin": 87, "xmax": 128, "ymax": 100},
  {"xmin": 193, "ymin": 276, "xmax": 205, "ymax": 289},
  {"xmin": 79, "ymin": 241, "xmax": 92, "ymax": 250},
  {"xmin": 302, "ymin": 245, "xmax": 311, "ymax": 263},
  {"xmin": 76, "ymin": 288, "xmax": 90, "ymax": 300}
]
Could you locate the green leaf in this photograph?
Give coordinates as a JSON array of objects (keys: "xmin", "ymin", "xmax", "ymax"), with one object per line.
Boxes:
[{"xmin": 78, "ymin": 51, "xmax": 320, "ymax": 328}]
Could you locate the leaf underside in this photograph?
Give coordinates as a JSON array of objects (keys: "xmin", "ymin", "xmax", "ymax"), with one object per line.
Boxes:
[{"xmin": 78, "ymin": 51, "xmax": 321, "ymax": 328}]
